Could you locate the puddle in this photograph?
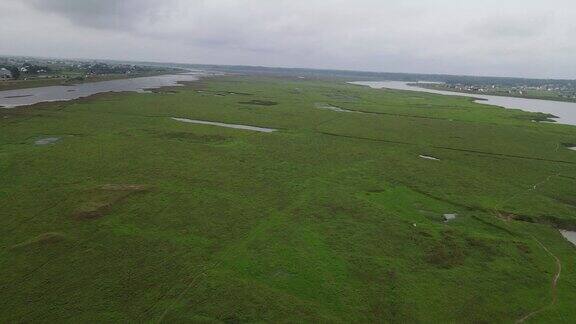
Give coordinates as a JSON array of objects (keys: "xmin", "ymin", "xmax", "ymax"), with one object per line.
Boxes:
[
  {"xmin": 419, "ymin": 155, "xmax": 440, "ymax": 161},
  {"xmin": 560, "ymin": 230, "xmax": 576, "ymax": 247},
  {"xmin": 172, "ymin": 118, "xmax": 277, "ymax": 133},
  {"xmin": 315, "ymin": 103, "xmax": 356, "ymax": 113},
  {"xmin": 35, "ymin": 137, "xmax": 60, "ymax": 145},
  {"xmin": 443, "ymin": 214, "xmax": 457, "ymax": 222}
]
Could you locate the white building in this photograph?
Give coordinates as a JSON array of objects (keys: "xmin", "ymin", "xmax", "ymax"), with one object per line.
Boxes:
[{"xmin": 0, "ymin": 68, "xmax": 13, "ymax": 80}]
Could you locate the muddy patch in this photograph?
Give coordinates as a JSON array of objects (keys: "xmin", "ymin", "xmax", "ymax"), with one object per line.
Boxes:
[
  {"xmin": 73, "ymin": 184, "xmax": 150, "ymax": 220},
  {"xmin": 74, "ymin": 201, "xmax": 116, "ymax": 220},
  {"xmin": 4, "ymin": 94, "xmax": 33, "ymax": 99},
  {"xmin": 238, "ymin": 99, "xmax": 278, "ymax": 106},
  {"xmin": 560, "ymin": 230, "xmax": 576, "ymax": 247},
  {"xmin": 35, "ymin": 137, "xmax": 61, "ymax": 145},
  {"xmin": 419, "ymin": 155, "xmax": 440, "ymax": 161},
  {"xmin": 11, "ymin": 232, "xmax": 66, "ymax": 250},
  {"xmin": 425, "ymin": 231, "xmax": 466, "ymax": 268},
  {"xmin": 172, "ymin": 117, "xmax": 277, "ymax": 133},
  {"xmin": 196, "ymin": 90, "xmax": 254, "ymax": 97},
  {"xmin": 150, "ymin": 89, "xmax": 179, "ymax": 94}
]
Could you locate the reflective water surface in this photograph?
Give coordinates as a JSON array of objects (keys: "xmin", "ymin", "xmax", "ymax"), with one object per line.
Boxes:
[
  {"xmin": 351, "ymin": 81, "xmax": 576, "ymax": 126},
  {"xmin": 0, "ymin": 72, "xmax": 206, "ymax": 108},
  {"xmin": 419, "ymin": 155, "xmax": 440, "ymax": 161},
  {"xmin": 35, "ymin": 137, "xmax": 60, "ymax": 145},
  {"xmin": 560, "ymin": 230, "xmax": 576, "ymax": 247},
  {"xmin": 172, "ymin": 117, "xmax": 277, "ymax": 133}
]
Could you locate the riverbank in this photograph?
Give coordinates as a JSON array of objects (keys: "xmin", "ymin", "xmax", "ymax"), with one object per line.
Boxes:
[
  {"xmin": 351, "ymin": 81, "xmax": 576, "ymax": 126},
  {"xmin": 0, "ymin": 68, "xmax": 184, "ymax": 92},
  {"xmin": 0, "ymin": 71, "xmax": 208, "ymax": 108},
  {"xmin": 416, "ymin": 83, "xmax": 576, "ymax": 104}
]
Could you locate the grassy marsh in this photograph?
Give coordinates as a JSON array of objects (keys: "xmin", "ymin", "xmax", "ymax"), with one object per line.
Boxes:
[{"xmin": 1, "ymin": 75, "xmax": 576, "ymax": 322}]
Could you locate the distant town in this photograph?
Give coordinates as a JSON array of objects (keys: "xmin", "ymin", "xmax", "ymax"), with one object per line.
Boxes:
[
  {"xmin": 416, "ymin": 80, "xmax": 576, "ymax": 102},
  {"xmin": 0, "ymin": 55, "xmax": 178, "ymax": 90},
  {"xmin": 184, "ymin": 64, "xmax": 576, "ymax": 103},
  {"xmin": 2, "ymin": 54, "xmax": 576, "ymax": 103}
]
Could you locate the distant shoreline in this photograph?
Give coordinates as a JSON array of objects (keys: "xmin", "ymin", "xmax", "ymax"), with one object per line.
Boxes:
[
  {"xmin": 0, "ymin": 69, "xmax": 185, "ymax": 92},
  {"xmin": 351, "ymin": 80, "xmax": 576, "ymax": 126},
  {"xmin": 414, "ymin": 83, "xmax": 576, "ymax": 104}
]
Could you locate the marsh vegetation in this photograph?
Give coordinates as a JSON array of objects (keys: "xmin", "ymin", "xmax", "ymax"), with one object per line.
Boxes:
[{"xmin": 1, "ymin": 75, "xmax": 576, "ymax": 322}]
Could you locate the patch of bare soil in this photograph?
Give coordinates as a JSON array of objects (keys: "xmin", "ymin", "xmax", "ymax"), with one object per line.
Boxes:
[
  {"xmin": 73, "ymin": 201, "xmax": 115, "ymax": 220},
  {"xmin": 73, "ymin": 184, "xmax": 151, "ymax": 220}
]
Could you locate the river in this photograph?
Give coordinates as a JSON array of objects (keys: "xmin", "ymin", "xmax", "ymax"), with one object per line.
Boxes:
[
  {"xmin": 0, "ymin": 71, "xmax": 207, "ymax": 108},
  {"xmin": 351, "ymin": 81, "xmax": 576, "ymax": 126}
]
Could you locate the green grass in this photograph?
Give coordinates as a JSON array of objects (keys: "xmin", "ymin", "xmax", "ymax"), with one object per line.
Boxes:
[{"xmin": 1, "ymin": 75, "xmax": 576, "ymax": 322}]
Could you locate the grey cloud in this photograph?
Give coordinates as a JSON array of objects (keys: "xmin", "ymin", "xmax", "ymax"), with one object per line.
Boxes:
[
  {"xmin": 5, "ymin": 0, "xmax": 576, "ymax": 78},
  {"xmin": 24, "ymin": 0, "xmax": 163, "ymax": 30},
  {"xmin": 469, "ymin": 14, "xmax": 552, "ymax": 39}
]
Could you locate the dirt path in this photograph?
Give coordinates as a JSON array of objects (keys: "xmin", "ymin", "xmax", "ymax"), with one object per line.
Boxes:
[
  {"xmin": 492, "ymin": 205, "xmax": 563, "ymax": 323},
  {"xmin": 515, "ymin": 236, "xmax": 562, "ymax": 323},
  {"xmin": 491, "ymin": 145, "xmax": 565, "ymax": 323}
]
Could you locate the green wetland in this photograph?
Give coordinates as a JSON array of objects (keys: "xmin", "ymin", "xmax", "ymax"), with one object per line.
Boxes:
[{"xmin": 1, "ymin": 75, "xmax": 576, "ymax": 323}]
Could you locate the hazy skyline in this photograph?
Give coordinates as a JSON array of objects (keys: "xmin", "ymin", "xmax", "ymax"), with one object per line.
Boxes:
[{"xmin": 1, "ymin": 0, "xmax": 575, "ymax": 79}]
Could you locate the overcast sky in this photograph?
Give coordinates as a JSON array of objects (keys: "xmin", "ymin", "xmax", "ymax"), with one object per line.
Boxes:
[{"xmin": 1, "ymin": 0, "xmax": 575, "ymax": 79}]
